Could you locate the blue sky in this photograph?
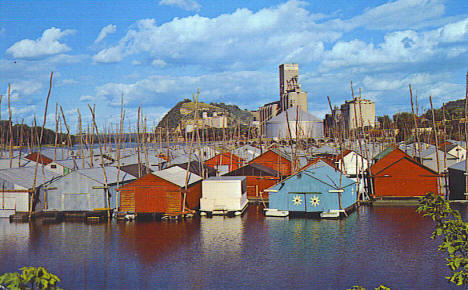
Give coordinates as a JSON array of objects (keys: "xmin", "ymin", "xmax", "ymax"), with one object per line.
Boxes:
[{"xmin": 1, "ymin": 0, "xmax": 467, "ymax": 131}]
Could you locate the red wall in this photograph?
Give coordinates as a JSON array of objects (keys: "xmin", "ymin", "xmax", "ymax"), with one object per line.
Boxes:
[
  {"xmin": 205, "ymin": 152, "xmax": 243, "ymax": 172},
  {"xmin": 372, "ymin": 156, "xmax": 438, "ymax": 197},
  {"xmin": 118, "ymin": 173, "xmax": 202, "ymax": 213},
  {"xmin": 250, "ymin": 150, "xmax": 291, "ymax": 176},
  {"xmin": 245, "ymin": 176, "xmax": 278, "ymax": 199}
]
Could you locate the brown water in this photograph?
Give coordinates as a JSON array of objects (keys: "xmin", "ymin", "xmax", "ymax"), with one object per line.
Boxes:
[{"xmin": 1, "ymin": 205, "xmax": 466, "ymax": 289}]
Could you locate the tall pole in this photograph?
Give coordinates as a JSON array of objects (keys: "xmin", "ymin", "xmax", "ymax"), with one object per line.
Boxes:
[
  {"xmin": 30, "ymin": 72, "xmax": 53, "ymax": 218},
  {"xmin": 464, "ymin": 71, "xmax": 468, "ymax": 200}
]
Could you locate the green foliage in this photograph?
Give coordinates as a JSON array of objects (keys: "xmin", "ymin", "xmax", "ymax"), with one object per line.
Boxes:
[
  {"xmin": 0, "ymin": 267, "xmax": 61, "ymax": 289},
  {"xmin": 423, "ymin": 99, "xmax": 466, "ymax": 121},
  {"xmin": 157, "ymin": 99, "xmax": 191, "ymax": 128},
  {"xmin": 347, "ymin": 285, "xmax": 390, "ymax": 290},
  {"xmin": 377, "ymin": 115, "xmax": 392, "ymax": 129},
  {"xmin": 417, "ymin": 193, "xmax": 468, "ymax": 286},
  {"xmin": 0, "ymin": 121, "xmax": 73, "ymax": 146},
  {"xmin": 210, "ymin": 102, "xmax": 253, "ymax": 125}
]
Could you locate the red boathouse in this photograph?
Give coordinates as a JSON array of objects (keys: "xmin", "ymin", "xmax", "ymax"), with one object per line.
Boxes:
[{"xmin": 370, "ymin": 147, "xmax": 439, "ymax": 197}]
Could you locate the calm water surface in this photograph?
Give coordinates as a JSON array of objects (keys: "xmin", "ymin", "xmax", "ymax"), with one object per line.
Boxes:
[{"xmin": 1, "ymin": 205, "xmax": 467, "ymax": 289}]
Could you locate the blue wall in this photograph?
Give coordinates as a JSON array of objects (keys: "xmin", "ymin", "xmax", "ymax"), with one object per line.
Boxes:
[{"xmin": 269, "ymin": 164, "xmax": 356, "ymax": 213}]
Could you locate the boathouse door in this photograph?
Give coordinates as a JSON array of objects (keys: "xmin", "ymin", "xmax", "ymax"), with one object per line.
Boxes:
[{"xmin": 288, "ymin": 193, "xmax": 306, "ymax": 212}]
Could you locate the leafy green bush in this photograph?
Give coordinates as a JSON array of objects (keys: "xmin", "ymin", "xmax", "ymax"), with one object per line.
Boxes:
[
  {"xmin": 347, "ymin": 285, "xmax": 390, "ymax": 290},
  {"xmin": 417, "ymin": 193, "xmax": 468, "ymax": 286},
  {"xmin": 0, "ymin": 267, "xmax": 61, "ymax": 289}
]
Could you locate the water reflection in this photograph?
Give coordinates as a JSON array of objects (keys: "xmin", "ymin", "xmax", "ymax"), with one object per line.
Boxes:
[
  {"xmin": 0, "ymin": 205, "xmax": 463, "ymax": 289},
  {"xmin": 117, "ymin": 219, "xmax": 200, "ymax": 265}
]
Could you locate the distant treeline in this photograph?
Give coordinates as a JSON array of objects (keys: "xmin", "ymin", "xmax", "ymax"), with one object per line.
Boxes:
[{"xmin": 0, "ymin": 120, "xmax": 74, "ymax": 146}]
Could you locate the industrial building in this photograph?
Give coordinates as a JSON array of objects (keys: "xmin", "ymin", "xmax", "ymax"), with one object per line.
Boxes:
[
  {"xmin": 325, "ymin": 97, "xmax": 376, "ymax": 133},
  {"xmin": 279, "ymin": 63, "xmax": 308, "ymax": 112},
  {"xmin": 258, "ymin": 64, "xmax": 321, "ymax": 139}
]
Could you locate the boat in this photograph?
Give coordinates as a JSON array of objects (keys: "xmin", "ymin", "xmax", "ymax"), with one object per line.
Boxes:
[
  {"xmin": 320, "ymin": 209, "xmax": 343, "ymax": 219},
  {"xmin": 263, "ymin": 208, "xmax": 289, "ymax": 217}
]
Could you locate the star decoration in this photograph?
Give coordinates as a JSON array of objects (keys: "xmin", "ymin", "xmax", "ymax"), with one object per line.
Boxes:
[
  {"xmin": 310, "ymin": 195, "xmax": 320, "ymax": 207},
  {"xmin": 292, "ymin": 195, "xmax": 302, "ymax": 205}
]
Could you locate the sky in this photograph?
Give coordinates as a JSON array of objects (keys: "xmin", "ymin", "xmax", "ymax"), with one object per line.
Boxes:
[{"xmin": 0, "ymin": 0, "xmax": 467, "ymax": 132}]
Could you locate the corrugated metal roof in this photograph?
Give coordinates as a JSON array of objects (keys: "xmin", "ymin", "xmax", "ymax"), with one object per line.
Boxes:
[
  {"xmin": 448, "ymin": 160, "xmax": 467, "ymax": 171},
  {"xmin": 117, "ymin": 154, "xmax": 165, "ymax": 166},
  {"xmin": 152, "ymin": 166, "xmax": 202, "ymax": 187},
  {"xmin": 313, "ymin": 145, "xmax": 338, "ymax": 155},
  {"xmin": 55, "ymin": 158, "xmax": 93, "ymax": 170},
  {"xmin": 303, "ymin": 160, "xmax": 355, "ymax": 189},
  {"xmin": 205, "ymin": 176, "xmax": 246, "ymax": 181},
  {"xmin": 0, "ymin": 166, "xmax": 61, "ymax": 189},
  {"xmin": 76, "ymin": 166, "xmax": 136, "ymax": 185},
  {"xmin": 373, "ymin": 146, "xmax": 396, "ymax": 160},
  {"xmin": 170, "ymin": 154, "xmax": 201, "ymax": 165}
]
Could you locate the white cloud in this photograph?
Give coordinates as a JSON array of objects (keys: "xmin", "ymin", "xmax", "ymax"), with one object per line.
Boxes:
[
  {"xmin": 93, "ymin": 1, "xmax": 338, "ymax": 66},
  {"xmin": 58, "ymin": 79, "xmax": 77, "ymax": 86},
  {"xmin": 93, "ymin": 70, "xmax": 275, "ymax": 108},
  {"xmin": 151, "ymin": 59, "xmax": 166, "ymax": 67},
  {"xmin": 320, "ymin": 17, "xmax": 468, "ymax": 72},
  {"xmin": 93, "ymin": 45, "xmax": 124, "ymax": 63},
  {"xmin": 159, "ymin": 0, "xmax": 201, "ymax": 12},
  {"xmin": 5, "ymin": 80, "xmax": 43, "ymax": 102},
  {"xmin": 439, "ymin": 18, "xmax": 468, "ymax": 42},
  {"xmin": 6, "ymin": 27, "xmax": 74, "ymax": 59},
  {"xmin": 12, "ymin": 105, "xmax": 37, "ymax": 115},
  {"xmin": 80, "ymin": 95, "xmax": 95, "ymax": 101},
  {"xmin": 330, "ymin": 0, "xmax": 446, "ymax": 31},
  {"xmin": 94, "ymin": 24, "xmax": 117, "ymax": 44}
]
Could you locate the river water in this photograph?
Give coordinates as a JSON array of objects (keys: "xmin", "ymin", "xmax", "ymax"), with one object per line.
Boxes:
[{"xmin": 1, "ymin": 204, "xmax": 466, "ymax": 289}]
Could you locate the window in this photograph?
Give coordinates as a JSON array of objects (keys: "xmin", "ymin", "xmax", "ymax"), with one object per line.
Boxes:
[{"xmin": 51, "ymin": 164, "xmax": 57, "ymax": 169}]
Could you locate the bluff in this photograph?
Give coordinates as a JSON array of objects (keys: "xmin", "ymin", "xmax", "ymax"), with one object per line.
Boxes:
[{"xmin": 157, "ymin": 99, "xmax": 253, "ymax": 129}]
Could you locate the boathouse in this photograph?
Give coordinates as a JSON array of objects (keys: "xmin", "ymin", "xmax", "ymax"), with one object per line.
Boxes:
[
  {"xmin": 0, "ymin": 167, "xmax": 61, "ymax": 215},
  {"xmin": 249, "ymin": 149, "xmax": 292, "ymax": 176},
  {"xmin": 223, "ymin": 162, "xmax": 281, "ymax": 199},
  {"xmin": 267, "ymin": 161, "xmax": 356, "ymax": 215},
  {"xmin": 204, "ymin": 152, "xmax": 243, "ymax": 175},
  {"xmin": 25, "ymin": 152, "xmax": 53, "ymax": 166},
  {"xmin": 118, "ymin": 163, "xmax": 152, "ymax": 178},
  {"xmin": 200, "ymin": 176, "xmax": 248, "ymax": 215},
  {"xmin": 231, "ymin": 144, "xmax": 262, "ymax": 163},
  {"xmin": 370, "ymin": 147, "xmax": 439, "ymax": 197},
  {"xmin": 43, "ymin": 166, "xmax": 136, "ymax": 211},
  {"xmin": 447, "ymin": 161, "xmax": 468, "ymax": 200},
  {"xmin": 335, "ymin": 150, "xmax": 369, "ymax": 176},
  {"xmin": 117, "ymin": 166, "xmax": 202, "ymax": 215}
]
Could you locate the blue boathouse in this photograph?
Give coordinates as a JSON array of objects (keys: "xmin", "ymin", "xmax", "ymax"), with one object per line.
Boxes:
[{"xmin": 267, "ymin": 161, "xmax": 357, "ymax": 217}]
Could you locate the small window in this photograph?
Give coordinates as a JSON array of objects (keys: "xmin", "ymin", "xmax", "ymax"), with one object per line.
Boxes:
[{"xmin": 51, "ymin": 164, "xmax": 57, "ymax": 169}]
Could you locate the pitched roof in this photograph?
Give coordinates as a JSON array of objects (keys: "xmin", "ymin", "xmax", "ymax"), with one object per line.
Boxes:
[
  {"xmin": 223, "ymin": 162, "xmax": 280, "ymax": 177},
  {"xmin": 301, "ymin": 161, "xmax": 355, "ymax": 189},
  {"xmin": 448, "ymin": 160, "xmax": 468, "ymax": 171},
  {"xmin": 373, "ymin": 146, "xmax": 397, "ymax": 161},
  {"xmin": 119, "ymin": 163, "xmax": 152, "ymax": 178},
  {"xmin": 152, "ymin": 166, "xmax": 202, "ymax": 187},
  {"xmin": 370, "ymin": 147, "xmax": 438, "ymax": 176},
  {"xmin": 25, "ymin": 152, "xmax": 53, "ymax": 165},
  {"xmin": 168, "ymin": 161, "xmax": 217, "ymax": 178},
  {"xmin": 300, "ymin": 157, "xmax": 340, "ymax": 172},
  {"xmin": 76, "ymin": 166, "xmax": 136, "ymax": 185},
  {"xmin": 0, "ymin": 166, "xmax": 60, "ymax": 189}
]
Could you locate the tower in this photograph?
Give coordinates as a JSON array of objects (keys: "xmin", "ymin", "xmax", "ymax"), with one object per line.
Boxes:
[{"xmin": 279, "ymin": 64, "xmax": 307, "ymax": 112}]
